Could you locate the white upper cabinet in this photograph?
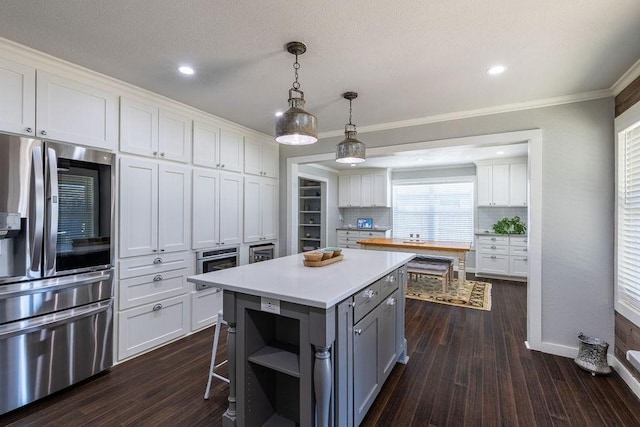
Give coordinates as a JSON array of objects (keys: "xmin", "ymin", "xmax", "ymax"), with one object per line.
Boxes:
[
  {"xmin": 339, "ymin": 170, "xmax": 390, "ymax": 208},
  {"xmin": 192, "ymin": 169, "xmax": 242, "ymax": 249},
  {"xmin": 120, "ymin": 156, "xmax": 191, "ymax": 258},
  {"xmin": 0, "ymin": 57, "xmax": 35, "ymax": 136},
  {"xmin": 244, "ymin": 136, "xmax": 278, "ymax": 178},
  {"xmin": 36, "ymin": 71, "xmax": 118, "ymax": 150},
  {"xmin": 338, "ymin": 174, "xmax": 362, "ymax": 208},
  {"xmin": 244, "ymin": 176, "xmax": 277, "ymax": 243},
  {"xmin": 192, "ymin": 119, "xmax": 243, "ymax": 172},
  {"xmin": 476, "ymin": 159, "xmax": 527, "ymax": 207},
  {"xmin": 120, "ymin": 97, "xmax": 191, "ymax": 162}
]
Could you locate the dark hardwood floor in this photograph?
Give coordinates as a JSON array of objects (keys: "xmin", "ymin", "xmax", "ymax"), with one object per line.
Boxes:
[{"xmin": 2, "ymin": 277, "xmax": 640, "ymax": 426}]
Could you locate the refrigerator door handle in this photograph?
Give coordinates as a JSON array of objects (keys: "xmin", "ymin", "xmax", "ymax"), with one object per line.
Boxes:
[
  {"xmin": 44, "ymin": 147, "xmax": 59, "ymax": 276},
  {"xmin": 29, "ymin": 146, "xmax": 45, "ymax": 273}
]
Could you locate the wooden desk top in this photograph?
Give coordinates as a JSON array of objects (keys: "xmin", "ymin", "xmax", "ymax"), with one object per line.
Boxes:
[{"xmin": 356, "ymin": 237, "xmax": 471, "ymax": 252}]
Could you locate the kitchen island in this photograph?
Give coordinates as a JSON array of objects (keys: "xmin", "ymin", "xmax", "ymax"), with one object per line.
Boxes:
[
  {"xmin": 188, "ymin": 248, "xmax": 414, "ymax": 427},
  {"xmin": 357, "ymin": 238, "xmax": 471, "ymax": 286}
]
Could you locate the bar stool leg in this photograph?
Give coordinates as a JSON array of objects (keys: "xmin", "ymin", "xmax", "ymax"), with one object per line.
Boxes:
[{"xmin": 204, "ymin": 310, "xmax": 229, "ymax": 400}]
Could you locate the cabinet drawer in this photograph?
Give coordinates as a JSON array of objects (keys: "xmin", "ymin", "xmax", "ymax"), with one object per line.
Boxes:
[
  {"xmin": 378, "ymin": 270, "xmax": 399, "ymax": 299},
  {"xmin": 477, "ymin": 235, "xmax": 508, "ymax": 244},
  {"xmin": 337, "ymin": 230, "xmax": 358, "ymax": 238},
  {"xmin": 509, "ymin": 245, "xmax": 528, "ymax": 256},
  {"xmin": 509, "ymin": 256, "xmax": 528, "ymax": 277},
  {"xmin": 354, "ymin": 281, "xmax": 382, "ymax": 323},
  {"xmin": 119, "ymin": 269, "xmax": 188, "ymax": 310},
  {"xmin": 477, "ymin": 243, "xmax": 509, "ymax": 255},
  {"xmin": 117, "ymin": 294, "xmax": 189, "ymax": 360},
  {"xmin": 509, "ymin": 236, "xmax": 528, "ymax": 246},
  {"xmin": 358, "ymin": 231, "xmax": 387, "ymax": 238},
  {"xmin": 477, "ymin": 254, "xmax": 509, "ymax": 275},
  {"xmin": 119, "ymin": 252, "xmax": 191, "ymax": 279}
]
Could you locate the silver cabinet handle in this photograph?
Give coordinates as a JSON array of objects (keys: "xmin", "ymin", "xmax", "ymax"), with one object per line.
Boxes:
[
  {"xmin": 348, "ymin": 301, "xmax": 356, "ymax": 307},
  {"xmin": 26, "ymin": 127, "xmax": 33, "ymax": 133},
  {"xmin": 523, "ymin": 248, "xmax": 527, "ymax": 252},
  {"xmin": 216, "ymin": 163, "xmax": 220, "ymax": 167},
  {"xmin": 491, "ymin": 255, "xmax": 497, "ymax": 259},
  {"xmin": 153, "ymin": 274, "xmax": 163, "ymax": 281},
  {"xmin": 354, "ymin": 328, "xmax": 362, "ymax": 335},
  {"xmin": 220, "ymin": 164, "xmax": 224, "ymax": 168},
  {"xmin": 524, "ymin": 257, "xmax": 528, "ymax": 261},
  {"xmin": 161, "ymin": 153, "xmax": 165, "ymax": 157},
  {"xmin": 491, "ymin": 245, "xmax": 496, "ymax": 249},
  {"xmin": 387, "ymin": 297, "xmax": 396, "ymax": 306},
  {"xmin": 386, "ymin": 275, "xmax": 395, "ymax": 283},
  {"xmin": 153, "ymin": 257, "xmax": 163, "ymax": 264},
  {"xmin": 152, "ymin": 303, "xmax": 163, "ymax": 311},
  {"xmin": 363, "ymin": 289, "xmax": 375, "ymax": 299},
  {"xmin": 153, "ymin": 151, "xmax": 158, "ymax": 156},
  {"xmin": 160, "ymin": 249, "xmax": 165, "ymax": 252},
  {"xmin": 490, "ymin": 237, "xmax": 496, "ymax": 241},
  {"xmin": 40, "ymin": 130, "xmax": 47, "ymax": 135}
]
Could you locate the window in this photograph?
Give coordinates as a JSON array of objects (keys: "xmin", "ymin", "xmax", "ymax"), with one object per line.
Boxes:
[
  {"xmin": 57, "ymin": 172, "xmax": 98, "ymax": 251},
  {"xmin": 392, "ymin": 179, "xmax": 474, "ymax": 242},
  {"xmin": 617, "ymin": 118, "xmax": 640, "ymax": 322}
]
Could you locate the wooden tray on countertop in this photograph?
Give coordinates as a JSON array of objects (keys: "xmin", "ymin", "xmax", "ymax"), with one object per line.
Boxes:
[{"xmin": 304, "ymin": 255, "xmax": 343, "ymax": 267}]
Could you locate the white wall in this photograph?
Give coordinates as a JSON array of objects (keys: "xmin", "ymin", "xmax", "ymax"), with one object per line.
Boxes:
[{"xmin": 279, "ymin": 97, "xmax": 615, "ymax": 352}]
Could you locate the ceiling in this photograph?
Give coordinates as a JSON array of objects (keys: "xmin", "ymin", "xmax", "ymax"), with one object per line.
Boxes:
[{"xmin": 1, "ymin": 1, "xmax": 640, "ymax": 167}]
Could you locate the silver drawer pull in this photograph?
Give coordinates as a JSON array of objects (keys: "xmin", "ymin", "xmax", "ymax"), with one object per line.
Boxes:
[
  {"xmin": 386, "ymin": 275, "xmax": 395, "ymax": 283},
  {"xmin": 354, "ymin": 328, "xmax": 362, "ymax": 335},
  {"xmin": 152, "ymin": 303, "xmax": 163, "ymax": 311},
  {"xmin": 490, "ymin": 237, "xmax": 496, "ymax": 241},
  {"xmin": 523, "ymin": 248, "xmax": 528, "ymax": 252},
  {"xmin": 524, "ymin": 257, "xmax": 528, "ymax": 261},
  {"xmin": 386, "ymin": 297, "xmax": 396, "ymax": 306},
  {"xmin": 153, "ymin": 274, "xmax": 163, "ymax": 282},
  {"xmin": 153, "ymin": 257, "xmax": 163, "ymax": 264},
  {"xmin": 491, "ymin": 245, "xmax": 496, "ymax": 249},
  {"xmin": 348, "ymin": 301, "xmax": 356, "ymax": 307},
  {"xmin": 363, "ymin": 289, "xmax": 375, "ymax": 299},
  {"xmin": 491, "ymin": 255, "xmax": 497, "ymax": 259}
]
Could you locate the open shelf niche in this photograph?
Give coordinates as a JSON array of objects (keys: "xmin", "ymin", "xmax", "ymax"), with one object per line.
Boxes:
[{"xmin": 298, "ymin": 177, "xmax": 326, "ymax": 252}]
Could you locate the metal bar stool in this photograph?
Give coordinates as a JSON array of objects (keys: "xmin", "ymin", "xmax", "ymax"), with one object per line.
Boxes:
[{"xmin": 204, "ymin": 309, "xmax": 229, "ymax": 399}]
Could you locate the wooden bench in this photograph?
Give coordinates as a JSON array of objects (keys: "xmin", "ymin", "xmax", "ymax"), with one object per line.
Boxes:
[{"xmin": 407, "ymin": 255, "xmax": 454, "ymax": 293}]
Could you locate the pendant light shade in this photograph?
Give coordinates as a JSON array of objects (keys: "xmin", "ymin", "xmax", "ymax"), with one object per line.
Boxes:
[
  {"xmin": 275, "ymin": 42, "xmax": 318, "ymax": 145},
  {"xmin": 336, "ymin": 92, "xmax": 366, "ymax": 163}
]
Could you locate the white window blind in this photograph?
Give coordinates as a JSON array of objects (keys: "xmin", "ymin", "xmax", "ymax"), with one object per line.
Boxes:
[
  {"xmin": 392, "ymin": 180, "xmax": 474, "ymax": 243},
  {"xmin": 618, "ymin": 120, "xmax": 640, "ymax": 312},
  {"xmin": 57, "ymin": 174, "xmax": 97, "ymax": 250}
]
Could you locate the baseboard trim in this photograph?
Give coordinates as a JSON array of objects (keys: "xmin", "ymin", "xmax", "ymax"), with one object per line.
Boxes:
[
  {"xmin": 612, "ymin": 356, "xmax": 640, "ymax": 399},
  {"xmin": 526, "ymin": 340, "xmax": 578, "ymax": 359}
]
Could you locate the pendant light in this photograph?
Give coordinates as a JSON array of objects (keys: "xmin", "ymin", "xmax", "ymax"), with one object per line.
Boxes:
[
  {"xmin": 336, "ymin": 91, "xmax": 366, "ymax": 163},
  {"xmin": 275, "ymin": 41, "xmax": 318, "ymax": 145}
]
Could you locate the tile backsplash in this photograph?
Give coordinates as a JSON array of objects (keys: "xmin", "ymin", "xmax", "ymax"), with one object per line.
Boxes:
[
  {"xmin": 477, "ymin": 207, "xmax": 528, "ymax": 232},
  {"xmin": 339, "ymin": 207, "xmax": 392, "ymax": 230}
]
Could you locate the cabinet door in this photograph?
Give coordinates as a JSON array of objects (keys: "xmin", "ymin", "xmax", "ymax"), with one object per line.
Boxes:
[
  {"xmin": 158, "ymin": 164, "xmax": 191, "ymax": 253},
  {"xmin": 261, "ymin": 141, "xmax": 279, "ymax": 178},
  {"xmin": 119, "ymin": 157, "xmax": 158, "ymax": 258},
  {"xmin": 353, "ymin": 311, "xmax": 380, "ymax": 426},
  {"xmin": 219, "ymin": 173, "xmax": 243, "ymax": 245},
  {"xmin": 491, "ymin": 164, "xmax": 509, "ymax": 206},
  {"xmin": 361, "ymin": 174, "xmax": 374, "ymax": 207},
  {"xmin": 372, "ymin": 173, "xmax": 389, "ymax": 207},
  {"xmin": 379, "ymin": 290, "xmax": 400, "ymax": 380},
  {"xmin": 192, "ymin": 169, "xmax": 219, "ymax": 250},
  {"xmin": 36, "ymin": 71, "xmax": 117, "ymax": 150},
  {"xmin": 476, "ymin": 165, "xmax": 492, "ymax": 206},
  {"xmin": 243, "ymin": 177, "xmax": 262, "ymax": 242},
  {"xmin": 348, "ymin": 175, "xmax": 362, "ymax": 207},
  {"xmin": 476, "ymin": 253, "xmax": 509, "ymax": 275},
  {"xmin": 219, "ymin": 127, "xmax": 244, "ymax": 173},
  {"xmin": 338, "ymin": 175, "xmax": 350, "ymax": 207},
  {"xmin": 509, "ymin": 163, "xmax": 527, "ymax": 206},
  {"xmin": 158, "ymin": 109, "xmax": 191, "ymax": 163},
  {"xmin": 120, "ymin": 97, "xmax": 158, "ymax": 157},
  {"xmin": 260, "ymin": 178, "xmax": 278, "ymax": 241},
  {"xmin": 243, "ymin": 136, "xmax": 262, "ymax": 176},
  {"xmin": 191, "ymin": 288, "xmax": 223, "ymax": 331},
  {"xmin": 117, "ymin": 294, "xmax": 190, "ymax": 360},
  {"xmin": 192, "ymin": 120, "xmax": 220, "ymax": 168},
  {"xmin": 0, "ymin": 58, "xmax": 35, "ymax": 136},
  {"xmin": 509, "ymin": 256, "xmax": 528, "ymax": 277},
  {"xmin": 119, "ymin": 269, "xmax": 188, "ymax": 310}
]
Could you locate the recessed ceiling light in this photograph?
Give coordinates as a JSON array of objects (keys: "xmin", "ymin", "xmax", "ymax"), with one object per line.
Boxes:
[
  {"xmin": 486, "ymin": 65, "xmax": 507, "ymax": 75},
  {"xmin": 275, "ymin": 111, "xmax": 283, "ymax": 117},
  {"xmin": 496, "ymin": 150, "xmax": 505, "ymax": 155},
  {"xmin": 178, "ymin": 66, "xmax": 195, "ymax": 75}
]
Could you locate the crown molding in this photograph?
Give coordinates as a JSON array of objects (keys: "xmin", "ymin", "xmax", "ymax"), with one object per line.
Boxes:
[
  {"xmin": 612, "ymin": 58, "xmax": 640, "ymax": 95},
  {"xmin": 318, "ymin": 89, "xmax": 613, "ymax": 139}
]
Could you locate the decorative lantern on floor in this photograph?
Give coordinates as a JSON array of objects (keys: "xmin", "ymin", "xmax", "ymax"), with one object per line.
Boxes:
[{"xmin": 574, "ymin": 332, "xmax": 611, "ymax": 376}]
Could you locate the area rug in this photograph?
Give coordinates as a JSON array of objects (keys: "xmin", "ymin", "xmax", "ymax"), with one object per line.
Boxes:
[{"xmin": 406, "ymin": 276, "xmax": 492, "ymax": 311}]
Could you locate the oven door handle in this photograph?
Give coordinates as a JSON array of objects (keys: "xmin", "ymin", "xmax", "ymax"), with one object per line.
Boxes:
[{"xmin": 0, "ymin": 300, "xmax": 112, "ymax": 340}]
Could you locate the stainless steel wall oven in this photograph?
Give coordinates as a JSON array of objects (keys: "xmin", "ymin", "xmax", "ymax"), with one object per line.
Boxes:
[
  {"xmin": 196, "ymin": 246, "xmax": 239, "ymax": 290},
  {"xmin": 0, "ymin": 133, "xmax": 115, "ymax": 415}
]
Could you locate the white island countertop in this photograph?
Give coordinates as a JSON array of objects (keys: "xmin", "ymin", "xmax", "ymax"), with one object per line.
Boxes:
[{"xmin": 187, "ymin": 248, "xmax": 415, "ymax": 309}]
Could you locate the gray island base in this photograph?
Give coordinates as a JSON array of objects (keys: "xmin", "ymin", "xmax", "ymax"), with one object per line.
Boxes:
[{"xmin": 188, "ymin": 248, "xmax": 415, "ymax": 426}]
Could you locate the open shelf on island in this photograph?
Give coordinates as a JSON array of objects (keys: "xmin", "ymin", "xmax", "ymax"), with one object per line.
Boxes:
[{"xmin": 249, "ymin": 343, "xmax": 300, "ymax": 377}]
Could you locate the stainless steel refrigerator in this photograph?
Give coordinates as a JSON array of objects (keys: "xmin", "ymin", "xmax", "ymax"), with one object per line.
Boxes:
[{"xmin": 0, "ymin": 133, "xmax": 115, "ymax": 415}]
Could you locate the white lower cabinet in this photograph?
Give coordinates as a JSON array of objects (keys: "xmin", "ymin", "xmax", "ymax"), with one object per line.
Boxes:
[
  {"xmin": 191, "ymin": 288, "xmax": 223, "ymax": 331},
  {"xmin": 117, "ymin": 252, "xmax": 192, "ymax": 361},
  {"xmin": 117, "ymin": 294, "xmax": 190, "ymax": 360},
  {"xmin": 475, "ymin": 235, "xmax": 528, "ymax": 278},
  {"xmin": 337, "ymin": 230, "xmax": 391, "ymax": 249}
]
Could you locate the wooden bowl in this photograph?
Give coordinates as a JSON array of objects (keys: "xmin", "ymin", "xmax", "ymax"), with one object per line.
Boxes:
[
  {"xmin": 303, "ymin": 251, "xmax": 323, "ymax": 262},
  {"xmin": 325, "ymin": 247, "xmax": 342, "ymax": 257},
  {"xmin": 320, "ymin": 250, "xmax": 334, "ymax": 260}
]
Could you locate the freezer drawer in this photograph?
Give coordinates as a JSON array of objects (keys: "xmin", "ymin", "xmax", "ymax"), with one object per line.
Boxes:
[{"xmin": 0, "ymin": 299, "xmax": 114, "ymax": 415}]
